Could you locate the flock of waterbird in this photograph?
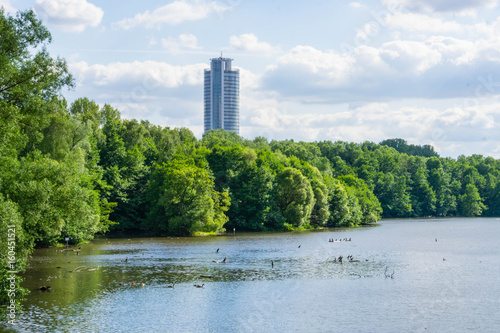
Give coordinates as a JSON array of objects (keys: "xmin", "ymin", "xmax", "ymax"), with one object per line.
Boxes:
[
  {"xmin": 40, "ymin": 235, "xmax": 447, "ymax": 292},
  {"xmin": 40, "ymin": 235, "xmax": 402, "ymax": 292},
  {"xmin": 329, "ymin": 238, "xmax": 351, "ymax": 242},
  {"xmin": 38, "ymin": 235, "xmax": 367, "ymax": 292},
  {"xmin": 114, "ymin": 236, "xmax": 364, "ymax": 289}
]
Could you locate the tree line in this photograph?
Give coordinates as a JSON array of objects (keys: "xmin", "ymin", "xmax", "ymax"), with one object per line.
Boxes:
[{"xmin": 1, "ymin": 9, "xmax": 500, "ymax": 320}]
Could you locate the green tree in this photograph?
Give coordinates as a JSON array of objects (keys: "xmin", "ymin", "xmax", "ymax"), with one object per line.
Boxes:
[
  {"xmin": 484, "ymin": 180, "xmax": 500, "ymax": 216},
  {"xmin": 338, "ymin": 175, "xmax": 382, "ymax": 224},
  {"xmin": 3, "ymin": 151, "xmax": 110, "ymax": 246},
  {"xmin": 204, "ymin": 145, "xmax": 251, "ymax": 191},
  {"xmin": 380, "ymin": 138, "xmax": 438, "ymax": 157},
  {"xmin": 270, "ymin": 139, "xmax": 322, "ymax": 163},
  {"xmin": 324, "ymin": 177, "xmax": 351, "ymax": 227},
  {"xmin": 408, "ymin": 166, "xmax": 436, "ymax": 217},
  {"xmin": 226, "ymin": 163, "xmax": 274, "ymax": 231},
  {"xmin": 275, "ymin": 167, "xmax": 315, "ymax": 228},
  {"xmin": 0, "ymin": 9, "xmax": 73, "ymax": 155},
  {"xmin": 373, "ymin": 172, "xmax": 412, "ymax": 217},
  {"xmin": 202, "ymin": 129, "xmax": 243, "ymax": 149},
  {"xmin": 145, "ymin": 156, "xmax": 230, "ymax": 235},
  {"xmin": 427, "ymin": 157, "xmax": 456, "ymax": 216},
  {"xmin": 0, "ymin": 9, "xmax": 112, "ymax": 319},
  {"xmin": 69, "ymin": 97, "xmax": 101, "ymax": 132},
  {"xmin": 289, "ymin": 157, "xmax": 330, "ymax": 226},
  {"xmin": 0, "ymin": 195, "xmax": 29, "ymax": 321},
  {"xmin": 244, "ymin": 136, "xmax": 271, "ymax": 151},
  {"xmin": 459, "ymin": 184, "xmax": 486, "ymax": 216}
]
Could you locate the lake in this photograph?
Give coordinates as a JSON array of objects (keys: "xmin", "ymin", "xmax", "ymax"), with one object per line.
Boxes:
[{"xmin": 4, "ymin": 218, "xmax": 500, "ymax": 332}]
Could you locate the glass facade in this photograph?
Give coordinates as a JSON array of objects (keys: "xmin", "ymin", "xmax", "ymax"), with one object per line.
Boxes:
[{"xmin": 204, "ymin": 57, "xmax": 239, "ymax": 134}]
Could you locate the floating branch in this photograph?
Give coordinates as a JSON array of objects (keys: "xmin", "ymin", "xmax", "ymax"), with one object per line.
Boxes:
[
  {"xmin": 384, "ymin": 267, "xmax": 395, "ymax": 279},
  {"xmin": 69, "ymin": 266, "xmax": 99, "ymax": 273}
]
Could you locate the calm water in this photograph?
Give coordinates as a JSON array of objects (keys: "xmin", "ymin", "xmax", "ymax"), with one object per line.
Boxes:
[{"xmin": 4, "ymin": 218, "xmax": 500, "ymax": 332}]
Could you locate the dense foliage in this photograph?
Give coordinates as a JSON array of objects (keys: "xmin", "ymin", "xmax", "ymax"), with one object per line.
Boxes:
[
  {"xmin": 2, "ymin": 9, "xmax": 500, "ymax": 321},
  {"xmin": 0, "ymin": 9, "xmax": 110, "ymax": 320},
  {"xmin": 92, "ymin": 121, "xmax": 500, "ymax": 234}
]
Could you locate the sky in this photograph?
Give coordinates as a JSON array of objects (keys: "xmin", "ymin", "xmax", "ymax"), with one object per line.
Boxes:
[{"xmin": 2, "ymin": 0, "xmax": 500, "ymax": 158}]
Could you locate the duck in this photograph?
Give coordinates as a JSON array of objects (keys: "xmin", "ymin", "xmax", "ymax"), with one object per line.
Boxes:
[
  {"xmin": 39, "ymin": 286, "xmax": 51, "ymax": 291},
  {"xmin": 167, "ymin": 284, "xmax": 175, "ymax": 288},
  {"xmin": 194, "ymin": 284, "xmax": 204, "ymax": 288}
]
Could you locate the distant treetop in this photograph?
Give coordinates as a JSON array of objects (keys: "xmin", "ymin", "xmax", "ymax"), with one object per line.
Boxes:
[{"xmin": 379, "ymin": 138, "xmax": 439, "ymax": 158}]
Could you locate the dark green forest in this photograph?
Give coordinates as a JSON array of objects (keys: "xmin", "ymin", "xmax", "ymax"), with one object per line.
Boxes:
[{"xmin": 2, "ymin": 9, "xmax": 500, "ymax": 320}]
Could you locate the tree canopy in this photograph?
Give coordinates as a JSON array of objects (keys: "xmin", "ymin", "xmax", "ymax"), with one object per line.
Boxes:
[{"xmin": 0, "ymin": 9, "xmax": 109, "ymax": 320}]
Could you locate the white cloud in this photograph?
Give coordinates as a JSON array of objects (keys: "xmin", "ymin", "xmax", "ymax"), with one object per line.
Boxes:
[
  {"xmin": 39, "ymin": 0, "xmax": 500, "ymax": 159},
  {"xmin": 262, "ymin": 28, "xmax": 500, "ymax": 103},
  {"xmin": 379, "ymin": 40, "xmax": 442, "ymax": 74},
  {"xmin": 69, "ymin": 60, "xmax": 205, "ymax": 89},
  {"xmin": 178, "ymin": 34, "xmax": 200, "ymax": 49},
  {"xmin": 161, "ymin": 34, "xmax": 201, "ymax": 54},
  {"xmin": 242, "ymin": 100, "xmax": 500, "ymax": 158},
  {"xmin": 239, "ymin": 15, "xmax": 500, "ymax": 156},
  {"xmin": 0, "ymin": 0, "xmax": 15, "ymax": 13},
  {"xmin": 271, "ymin": 45, "xmax": 352, "ymax": 85},
  {"xmin": 35, "ymin": 0, "xmax": 103, "ymax": 32},
  {"xmin": 349, "ymin": 2, "xmax": 367, "ymax": 9},
  {"xmin": 383, "ymin": 12, "xmax": 500, "ymax": 42},
  {"xmin": 114, "ymin": 0, "xmax": 228, "ymax": 30},
  {"xmin": 425, "ymin": 36, "xmax": 475, "ymax": 65},
  {"xmin": 439, "ymin": 106, "xmax": 497, "ymax": 128},
  {"xmin": 385, "ymin": 13, "xmax": 463, "ymax": 33},
  {"xmin": 229, "ymin": 33, "xmax": 280, "ymax": 55},
  {"xmin": 382, "ymin": 0, "xmax": 499, "ymax": 15},
  {"xmin": 66, "ymin": 60, "xmax": 209, "ymax": 127},
  {"xmin": 238, "ymin": 67, "xmax": 261, "ymax": 91},
  {"xmin": 64, "ymin": 54, "xmax": 500, "ymax": 158}
]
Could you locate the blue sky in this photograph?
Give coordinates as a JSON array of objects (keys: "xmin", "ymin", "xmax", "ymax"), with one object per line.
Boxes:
[{"xmin": 3, "ymin": 0, "xmax": 500, "ymax": 158}]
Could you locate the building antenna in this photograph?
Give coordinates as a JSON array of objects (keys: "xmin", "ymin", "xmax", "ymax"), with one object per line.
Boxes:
[{"xmin": 221, "ymin": 51, "xmax": 223, "ymax": 58}]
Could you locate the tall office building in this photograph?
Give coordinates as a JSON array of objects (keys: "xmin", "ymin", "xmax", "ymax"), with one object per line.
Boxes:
[{"xmin": 204, "ymin": 56, "xmax": 239, "ymax": 134}]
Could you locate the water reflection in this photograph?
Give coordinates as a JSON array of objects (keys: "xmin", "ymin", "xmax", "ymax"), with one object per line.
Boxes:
[{"xmin": 8, "ymin": 219, "xmax": 500, "ymax": 332}]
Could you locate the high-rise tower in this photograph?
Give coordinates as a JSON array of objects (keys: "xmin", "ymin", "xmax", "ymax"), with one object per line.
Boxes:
[{"xmin": 204, "ymin": 56, "xmax": 239, "ymax": 134}]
